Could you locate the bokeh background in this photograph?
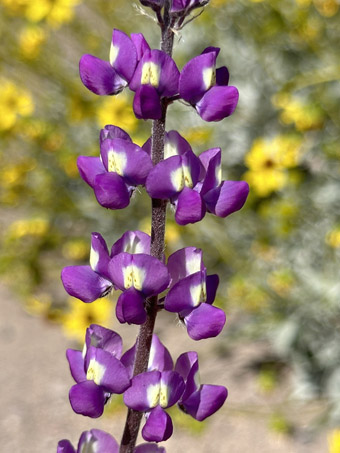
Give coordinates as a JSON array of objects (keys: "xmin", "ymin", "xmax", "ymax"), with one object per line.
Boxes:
[{"xmin": 1, "ymin": 0, "xmax": 340, "ymax": 451}]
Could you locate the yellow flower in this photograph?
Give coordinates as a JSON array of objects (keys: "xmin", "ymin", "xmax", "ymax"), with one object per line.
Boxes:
[
  {"xmin": 243, "ymin": 135, "xmax": 303, "ymax": 197},
  {"xmin": 326, "ymin": 228, "xmax": 340, "ymax": 248},
  {"xmin": 25, "ymin": 0, "xmax": 80, "ymax": 28},
  {"xmin": 96, "ymin": 93, "xmax": 138, "ymax": 131},
  {"xmin": 314, "ymin": 0, "xmax": 339, "ymax": 17},
  {"xmin": 328, "ymin": 429, "xmax": 340, "ymax": 453},
  {"xmin": 0, "ymin": 79, "xmax": 34, "ymax": 131},
  {"xmin": 62, "ymin": 297, "xmax": 113, "ymax": 341},
  {"xmin": 19, "ymin": 25, "xmax": 46, "ymax": 59},
  {"xmin": 7, "ymin": 217, "xmax": 49, "ymax": 240},
  {"xmin": 62, "ymin": 239, "xmax": 89, "ymax": 261}
]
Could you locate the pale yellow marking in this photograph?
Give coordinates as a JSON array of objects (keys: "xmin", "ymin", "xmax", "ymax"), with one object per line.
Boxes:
[
  {"xmin": 159, "ymin": 379, "xmax": 170, "ymax": 408},
  {"xmin": 164, "ymin": 141, "xmax": 178, "ymax": 159},
  {"xmin": 123, "ymin": 236, "xmax": 144, "ymax": 254},
  {"xmin": 147, "ymin": 383, "xmax": 160, "ymax": 408},
  {"xmin": 107, "ymin": 150, "xmax": 127, "ymax": 176},
  {"xmin": 186, "ymin": 252, "xmax": 201, "ymax": 275},
  {"xmin": 170, "ymin": 165, "xmax": 193, "ymax": 192},
  {"xmin": 110, "ymin": 43, "xmax": 119, "ymax": 66},
  {"xmin": 90, "ymin": 246, "xmax": 99, "ymax": 271},
  {"xmin": 86, "ymin": 359, "xmax": 106, "ymax": 385},
  {"xmin": 123, "ymin": 265, "xmax": 146, "ymax": 291},
  {"xmin": 190, "ymin": 281, "xmax": 207, "ymax": 307},
  {"xmin": 194, "ymin": 369, "xmax": 201, "ymax": 388},
  {"xmin": 203, "ymin": 66, "xmax": 216, "ymax": 90},
  {"xmin": 216, "ymin": 165, "xmax": 222, "ymax": 186},
  {"xmin": 141, "ymin": 62, "xmax": 161, "ymax": 87}
]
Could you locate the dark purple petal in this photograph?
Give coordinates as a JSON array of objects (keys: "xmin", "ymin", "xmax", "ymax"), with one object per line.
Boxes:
[
  {"xmin": 216, "ymin": 66, "xmax": 230, "ymax": 86},
  {"xmin": 174, "ymin": 187, "xmax": 206, "ymax": 225},
  {"xmin": 90, "ymin": 232, "xmax": 110, "ymax": 279},
  {"xmin": 57, "ymin": 440, "xmax": 75, "ymax": 453},
  {"xmin": 175, "ymin": 351, "xmax": 198, "ymax": 382},
  {"xmin": 108, "ymin": 253, "xmax": 170, "ymax": 296},
  {"xmin": 61, "ymin": 265, "xmax": 112, "ymax": 303},
  {"xmin": 167, "ymin": 247, "xmax": 204, "ymax": 285},
  {"xmin": 180, "ymin": 384, "xmax": 228, "ymax": 421},
  {"xmin": 131, "ymin": 33, "xmax": 151, "ymax": 61},
  {"xmin": 196, "ymin": 85, "xmax": 239, "ymax": 122},
  {"xmin": 85, "ymin": 324, "xmax": 123, "ymax": 358},
  {"xmin": 165, "ymin": 270, "xmax": 206, "ymax": 313},
  {"xmin": 100, "ymin": 124, "xmax": 132, "ymax": 143},
  {"xmin": 146, "ymin": 155, "xmax": 185, "ymax": 199},
  {"xmin": 135, "ymin": 444, "xmax": 166, "ymax": 453},
  {"xmin": 180, "ymin": 357, "xmax": 200, "ymax": 400},
  {"xmin": 79, "ymin": 55, "xmax": 126, "ymax": 95},
  {"xmin": 110, "ymin": 29, "xmax": 137, "ymax": 82},
  {"xmin": 93, "ymin": 172, "xmax": 130, "ymax": 210},
  {"xmin": 204, "ymin": 180, "xmax": 249, "ymax": 217},
  {"xmin": 111, "ymin": 230, "xmax": 151, "ymax": 257},
  {"xmin": 142, "ymin": 130, "xmax": 192, "ymax": 158},
  {"xmin": 160, "ymin": 371, "xmax": 185, "ymax": 408},
  {"xmin": 124, "ymin": 371, "xmax": 161, "ymax": 411},
  {"xmin": 179, "ymin": 52, "xmax": 217, "ymax": 103},
  {"xmin": 78, "ymin": 429, "xmax": 119, "ymax": 453},
  {"xmin": 171, "ymin": 0, "xmax": 206, "ymax": 12},
  {"xmin": 66, "ymin": 349, "xmax": 86, "ymax": 383},
  {"xmin": 120, "ymin": 344, "xmax": 136, "ymax": 379},
  {"xmin": 149, "ymin": 334, "xmax": 173, "ymax": 372},
  {"xmin": 133, "ymin": 85, "xmax": 162, "ymax": 120},
  {"xmin": 206, "ymin": 274, "xmax": 219, "ymax": 304},
  {"xmin": 77, "ymin": 156, "xmax": 105, "ymax": 189},
  {"xmin": 184, "ymin": 303, "xmax": 226, "ymax": 340},
  {"xmin": 142, "ymin": 406, "xmax": 173, "ymax": 442},
  {"xmin": 199, "ymin": 148, "xmax": 221, "ymax": 195},
  {"xmin": 85, "ymin": 346, "xmax": 130, "ymax": 393},
  {"xmin": 116, "ymin": 287, "xmax": 146, "ymax": 325},
  {"xmin": 69, "ymin": 381, "xmax": 106, "ymax": 418}
]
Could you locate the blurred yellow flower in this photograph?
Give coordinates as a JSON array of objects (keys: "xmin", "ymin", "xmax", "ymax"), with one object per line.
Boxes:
[
  {"xmin": 19, "ymin": 25, "xmax": 46, "ymax": 59},
  {"xmin": 326, "ymin": 228, "xmax": 340, "ymax": 248},
  {"xmin": 62, "ymin": 239, "xmax": 89, "ymax": 261},
  {"xmin": 244, "ymin": 135, "xmax": 303, "ymax": 197},
  {"xmin": 314, "ymin": 0, "xmax": 339, "ymax": 17},
  {"xmin": 96, "ymin": 93, "xmax": 138, "ymax": 131},
  {"xmin": 25, "ymin": 293, "xmax": 52, "ymax": 316},
  {"xmin": 7, "ymin": 218, "xmax": 49, "ymax": 240},
  {"xmin": 183, "ymin": 127, "xmax": 212, "ymax": 148},
  {"xmin": 328, "ymin": 429, "xmax": 340, "ymax": 453},
  {"xmin": 25, "ymin": 0, "xmax": 80, "ymax": 27},
  {"xmin": 0, "ymin": 79, "xmax": 34, "ymax": 131},
  {"xmin": 62, "ymin": 297, "xmax": 113, "ymax": 341},
  {"xmin": 267, "ymin": 269, "xmax": 295, "ymax": 297}
]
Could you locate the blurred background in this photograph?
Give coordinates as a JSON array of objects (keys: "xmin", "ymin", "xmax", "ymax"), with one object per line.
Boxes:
[{"xmin": 1, "ymin": 0, "xmax": 340, "ymax": 451}]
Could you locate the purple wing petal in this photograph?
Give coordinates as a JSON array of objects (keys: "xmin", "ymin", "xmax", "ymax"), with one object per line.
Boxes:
[
  {"xmin": 135, "ymin": 444, "xmax": 166, "ymax": 453},
  {"xmin": 142, "ymin": 406, "xmax": 173, "ymax": 442},
  {"xmin": 90, "ymin": 232, "xmax": 110, "ymax": 280},
  {"xmin": 200, "ymin": 148, "xmax": 222, "ymax": 195},
  {"xmin": 179, "ymin": 51, "xmax": 217, "ymax": 103},
  {"xmin": 85, "ymin": 324, "xmax": 123, "ymax": 358},
  {"xmin": 57, "ymin": 440, "xmax": 75, "ymax": 453},
  {"xmin": 160, "ymin": 371, "xmax": 185, "ymax": 408},
  {"xmin": 77, "ymin": 156, "xmax": 105, "ymax": 188},
  {"xmin": 69, "ymin": 381, "xmax": 106, "ymax": 418},
  {"xmin": 174, "ymin": 187, "xmax": 206, "ymax": 225},
  {"xmin": 93, "ymin": 172, "xmax": 130, "ymax": 210},
  {"xmin": 116, "ymin": 288, "xmax": 146, "ymax": 325},
  {"xmin": 120, "ymin": 343, "xmax": 136, "ymax": 379},
  {"xmin": 111, "ymin": 29, "xmax": 137, "ymax": 82},
  {"xmin": 167, "ymin": 247, "xmax": 204, "ymax": 285},
  {"xmin": 149, "ymin": 334, "xmax": 173, "ymax": 372},
  {"xmin": 164, "ymin": 271, "xmax": 206, "ymax": 313},
  {"xmin": 133, "ymin": 85, "xmax": 162, "ymax": 120},
  {"xmin": 146, "ymin": 155, "xmax": 184, "ymax": 199},
  {"xmin": 124, "ymin": 371, "xmax": 161, "ymax": 411},
  {"xmin": 61, "ymin": 265, "xmax": 112, "ymax": 303},
  {"xmin": 196, "ymin": 85, "xmax": 239, "ymax": 122},
  {"xmin": 204, "ymin": 180, "xmax": 249, "ymax": 217},
  {"xmin": 79, "ymin": 55, "xmax": 126, "ymax": 95},
  {"xmin": 66, "ymin": 349, "xmax": 86, "ymax": 383},
  {"xmin": 100, "ymin": 124, "xmax": 132, "ymax": 143},
  {"xmin": 131, "ymin": 33, "xmax": 151, "ymax": 61},
  {"xmin": 180, "ymin": 384, "xmax": 228, "ymax": 421},
  {"xmin": 165, "ymin": 130, "xmax": 192, "ymax": 158},
  {"xmin": 78, "ymin": 429, "xmax": 119, "ymax": 453},
  {"xmin": 111, "ymin": 230, "xmax": 151, "ymax": 257},
  {"xmin": 174, "ymin": 351, "xmax": 198, "ymax": 382},
  {"xmin": 184, "ymin": 303, "xmax": 226, "ymax": 340}
]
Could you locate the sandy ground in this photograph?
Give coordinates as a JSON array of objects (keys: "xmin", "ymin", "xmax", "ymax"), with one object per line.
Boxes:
[{"xmin": 0, "ymin": 282, "xmax": 329, "ymax": 452}]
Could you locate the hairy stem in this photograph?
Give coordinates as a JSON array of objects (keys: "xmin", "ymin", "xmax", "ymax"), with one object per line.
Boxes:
[{"xmin": 119, "ymin": 2, "xmax": 174, "ymax": 451}]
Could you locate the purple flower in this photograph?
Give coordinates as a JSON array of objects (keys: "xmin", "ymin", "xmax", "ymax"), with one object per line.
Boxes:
[
  {"xmin": 66, "ymin": 325, "xmax": 130, "ymax": 418},
  {"xmin": 124, "ymin": 370, "xmax": 185, "ymax": 442},
  {"xmin": 171, "ymin": 0, "xmax": 208, "ymax": 12},
  {"xmin": 77, "ymin": 125, "xmax": 153, "ymax": 210},
  {"xmin": 61, "ymin": 230, "xmax": 151, "ymax": 303},
  {"xmin": 175, "ymin": 351, "xmax": 228, "ymax": 420},
  {"xmin": 129, "ymin": 50, "xmax": 180, "ymax": 120},
  {"xmin": 108, "ymin": 252, "xmax": 170, "ymax": 325},
  {"xmin": 57, "ymin": 429, "xmax": 119, "ymax": 453},
  {"xmin": 79, "ymin": 29, "xmax": 150, "ymax": 96},
  {"xmin": 164, "ymin": 247, "xmax": 226, "ymax": 340},
  {"xmin": 179, "ymin": 47, "xmax": 239, "ymax": 121}
]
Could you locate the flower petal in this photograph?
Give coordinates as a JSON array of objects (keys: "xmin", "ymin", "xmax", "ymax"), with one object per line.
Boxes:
[
  {"xmin": 111, "ymin": 29, "xmax": 137, "ymax": 82},
  {"xmin": 184, "ymin": 303, "xmax": 226, "ymax": 340},
  {"xmin": 160, "ymin": 371, "xmax": 185, "ymax": 408},
  {"xmin": 78, "ymin": 429, "xmax": 119, "ymax": 453},
  {"xmin": 100, "ymin": 124, "xmax": 132, "ymax": 143},
  {"xmin": 174, "ymin": 187, "xmax": 206, "ymax": 225},
  {"xmin": 196, "ymin": 85, "xmax": 239, "ymax": 122},
  {"xmin": 142, "ymin": 406, "xmax": 173, "ymax": 442},
  {"xmin": 69, "ymin": 381, "xmax": 106, "ymax": 418},
  {"xmin": 180, "ymin": 384, "xmax": 228, "ymax": 421},
  {"xmin": 124, "ymin": 370, "xmax": 161, "ymax": 411},
  {"xmin": 79, "ymin": 55, "xmax": 126, "ymax": 95},
  {"xmin": 77, "ymin": 156, "xmax": 105, "ymax": 188},
  {"xmin": 85, "ymin": 324, "xmax": 123, "ymax": 358},
  {"xmin": 90, "ymin": 232, "xmax": 110, "ymax": 279},
  {"xmin": 66, "ymin": 349, "xmax": 86, "ymax": 383},
  {"xmin": 216, "ymin": 66, "xmax": 229, "ymax": 86},
  {"xmin": 116, "ymin": 287, "xmax": 146, "ymax": 325},
  {"xmin": 204, "ymin": 180, "xmax": 249, "ymax": 217},
  {"xmin": 93, "ymin": 172, "xmax": 130, "ymax": 210},
  {"xmin": 131, "ymin": 33, "xmax": 151, "ymax": 61},
  {"xmin": 175, "ymin": 351, "xmax": 198, "ymax": 383},
  {"xmin": 149, "ymin": 334, "xmax": 173, "ymax": 373},
  {"xmin": 165, "ymin": 271, "xmax": 206, "ymax": 313},
  {"xmin": 135, "ymin": 443, "xmax": 166, "ymax": 453},
  {"xmin": 57, "ymin": 440, "xmax": 75, "ymax": 453},
  {"xmin": 206, "ymin": 274, "xmax": 219, "ymax": 304},
  {"xmin": 61, "ymin": 265, "xmax": 112, "ymax": 303},
  {"xmin": 111, "ymin": 230, "xmax": 151, "ymax": 257},
  {"xmin": 133, "ymin": 85, "xmax": 162, "ymax": 120},
  {"xmin": 167, "ymin": 247, "xmax": 204, "ymax": 285},
  {"xmin": 199, "ymin": 148, "xmax": 222, "ymax": 195}
]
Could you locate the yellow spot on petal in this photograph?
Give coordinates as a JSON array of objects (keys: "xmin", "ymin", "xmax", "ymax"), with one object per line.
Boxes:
[
  {"xmin": 190, "ymin": 281, "xmax": 207, "ymax": 307},
  {"xmin": 160, "ymin": 381, "xmax": 170, "ymax": 408},
  {"xmin": 147, "ymin": 383, "xmax": 160, "ymax": 408},
  {"xmin": 107, "ymin": 150, "xmax": 127, "ymax": 176},
  {"xmin": 141, "ymin": 62, "xmax": 161, "ymax": 87},
  {"xmin": 203, "ymin": 66, "xmax": 216, "ymax": 91},
  {"xmin": 170, "ymin": 165, "xmax": 193, "ymax": 192},
  {"xmin": 186, "ymin": 252, "xmax": 202, "ymax": 275},
  {"xmin": 86, "ymin": 359, "xmax": 106, "ymax": 385},
  {"xmin": 123, "ymin": 265, "xmax": 146, "ymax": 291}
]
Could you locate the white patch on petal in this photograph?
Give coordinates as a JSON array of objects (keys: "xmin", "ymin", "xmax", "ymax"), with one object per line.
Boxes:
[
  {"xmin": 86, "ymin": 359, "xmax": 106, "ymax": 385},
  {"xmin": 147, "ymin": 383, "xmax": 160, "ymax": 408},
  {"xmin": 123, "ymin": 265, "xmax": 146, "ymax": 291},
  {"xmin": 170, "ymin": 165, "xmax": 193, "ymax": 192},
  {"xmin": 203, "ymin": 66, "xmax": 216, "ymax": 91},
  {"xmin": 123, "ymin": 235, "xmax": 144, "ymax": 254},
  {"xmin": 190, "ymin": 281, "xmax": 207, "ymax": 307},
  {"xmin": 186, "ymin": 251, "xmax": 202, "ymax": 275},
  {"xmin": 110, "ymin": 43, "xmax": 119, "ymax": 66},
  {"xmin": 216, "ymin": 164, "xmax": 222, "ymax": 186},
  {"xmin": 182, "ymin": 165, "xmax": 193, "ymax": 188},
  {"xmin": 148, "ymin": 342, "xmax": 156, "ymax": 370},
  {"xmin": 79, "ymin": 433, "xmax": 97, "ymax": 453},
  {"xmin": 108, "ymin": 150, "xmax": 127, "ymax": 176},
  {"xmin": 90, "ymin": 247, "xmax": 99, "ymax": 271},
  {"xmin": 194, "ymin": 369, "xmax": 201, "ymax": 389},
  {"xmin": 164, "ymin": 140, "xmax": 178, "ymax": 159},
  {"xmin": 141, "ymin": 62, "xmax": 161, "ymax": 87},
  {"xmin": 159, "ymin": 380, "xmax": 170, "ymax": 408}
]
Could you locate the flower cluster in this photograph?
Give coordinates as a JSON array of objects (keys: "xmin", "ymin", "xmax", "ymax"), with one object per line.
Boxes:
[{"xmin": 58, "ymin": 1, "xmax": 248, "ymax": 450}]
